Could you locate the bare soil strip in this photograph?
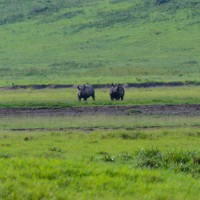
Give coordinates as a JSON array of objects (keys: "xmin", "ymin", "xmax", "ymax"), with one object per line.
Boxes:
[
  {"xmin": 0, "ymin": 104, "xmax": 200, "ymax": 116},
  {"xmin": 0, "ymin": 81, "xmax": 196, "ymax": 90},
  {"xmin": 6, "ymin": 124, "xmax": 200, "ymax": 132}
]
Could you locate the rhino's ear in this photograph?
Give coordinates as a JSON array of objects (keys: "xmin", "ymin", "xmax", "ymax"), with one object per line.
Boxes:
[
  {"xmin": 111, "ymin": 83, "xmax": 114, "ymax": 87},
  {"xmin": 83, "ymin": 85, "xmax": 86, "ymax": 89},
  {"xmin": 77, "ymin": 86, "xmax": 80, "ymax": 90}
]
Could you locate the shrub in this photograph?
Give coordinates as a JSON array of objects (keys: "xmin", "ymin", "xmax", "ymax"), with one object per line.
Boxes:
[
  {"xmin": 136, "ymin": 148, "xmax": 200, "ymax": 178},
  {"xmin": 136, "ymin": 148, "xmax": 165, "ymax": 168}
]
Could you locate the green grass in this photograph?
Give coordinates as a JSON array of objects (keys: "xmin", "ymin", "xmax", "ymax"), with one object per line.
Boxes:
[
  {"xmin": 0, "ymin": 86, "xmax": 200, "ymax": 108},
  {"xmin": 1, "ymin": 1, "xmax": 200, "ymax": 198},
  {"xmin": 0, "ymin": 128, "xmax": 199, "ymax": 199},
  {"xmin": 0, "ymin": 108, "xmax": 200, "ymax": 199},
  {"xmin": 1, "ymin": 114, "xmax": 200, "ymax": 130},
  {"xmin": 0, "ymin": 0, "xmax": 200, "ymax": 86},
  {"xmin": 0, "ymin": 158, "xmax": 199, "ymax": 200}
]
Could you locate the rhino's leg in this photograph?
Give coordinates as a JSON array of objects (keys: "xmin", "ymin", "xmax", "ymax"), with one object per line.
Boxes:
[
  {"xmin": 121, "ymin": 95, "xmax": 124, "ymax": 100},
  {"xmin": 92, "ymin": 94, "xmax": 95, "ymax": 101},
  {"xmin": 78, "ymin": 95, "xmax": 81, "ymax": 101},
  {"xmin": 84, "ymin": 98, "xmax": 87, "ymax": 101},
  {"xmin": 115, "ymin": 96, "xmax": 120, "ymax": 100}
]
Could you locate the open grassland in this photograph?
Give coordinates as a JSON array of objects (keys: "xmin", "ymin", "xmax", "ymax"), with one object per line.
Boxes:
[
  {"xmin": 1, "ymin": 114, "xmax": 200, "ymax": 130},
  {"xmin": 0, "ymin": 0, "xmax": 200, "ymax": 86},
  {"xmin": 0, "ymin": 126, "xmax": 200, "ymax": 199},
  {"xmin": 0, "ymin": 100, "xmax": 200, "ymax": 199},
  {"xmin": 0, "ymin": 86, "xmax": 200, "ymax": 108},
  {"xmin": 0, "ymin": 158, "xmax": 199, "ymax": 200},
  {"xmin": 1, "ymin": 1, "xmax": 200, "ymax": 198}
]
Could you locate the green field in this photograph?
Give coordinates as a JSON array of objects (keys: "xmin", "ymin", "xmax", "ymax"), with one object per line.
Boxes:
[
  {"xmin": 0, "ymin": 101, "xmax": 200, "ymax": 199},
  {"xmin": 0, "ymin": 86, "xmax": 200, "ymax": 108},
  {"xmin": 1, "ymin": 113, "xmax": 200, "ymax": 130},
  {"xmin": 0, "ymin": 0, "xmax": 200, "ymax": 86},
  {"xmin": 0, "ymin": 116, "xmax": 200, "ymax": 199},
  {"xmin": 1, "ymin": 0, "xmax": 200, "ymax": 199}
]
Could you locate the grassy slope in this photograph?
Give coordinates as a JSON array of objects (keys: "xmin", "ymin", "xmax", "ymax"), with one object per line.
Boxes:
[{"xmin": 0, "ymin": 0, "xmax": 200, "ymax": 86}]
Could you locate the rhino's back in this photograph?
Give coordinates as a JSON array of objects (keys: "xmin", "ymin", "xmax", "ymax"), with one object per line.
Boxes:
[
  {"xmin": 110, "ymin": 85, "xmax": 125, "ymax": 100},
  {"xmin": 82, "ymin": 85, "xmax": 95, "ymax": 97}
]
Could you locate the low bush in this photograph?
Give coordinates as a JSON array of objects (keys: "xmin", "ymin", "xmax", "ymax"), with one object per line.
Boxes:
[
  {"xmin": 136, "ymin": 148, "xmax": 200, "ymax": 178},
  {"xmin": 91, "ymin": 148, "xmax": 200, "ymax": 178}
]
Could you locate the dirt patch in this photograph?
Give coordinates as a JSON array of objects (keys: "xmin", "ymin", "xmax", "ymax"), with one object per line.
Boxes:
[
  {"xmin": 7, "ymin": 124, "xmax": 200, "ymax": 132},
  {"xmin": 1, "ymin": 104, "xmax": 200, "ymax": 116},
  {"xmin": 1, "ymin": 81, "xmax": 198, "ymax": 90}
]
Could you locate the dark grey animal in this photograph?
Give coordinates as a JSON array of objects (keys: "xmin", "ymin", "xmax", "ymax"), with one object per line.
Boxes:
[
  {"xmin": 110, "ymin": 83, "xmax": 125, "ymax": 100},
  {"xmin": 77, "ymin": 84, "xmax": 95, "ymax": 101},
  {"xmin": 156, "ymin": 0, "xmax": 169, "ymax": 5}
]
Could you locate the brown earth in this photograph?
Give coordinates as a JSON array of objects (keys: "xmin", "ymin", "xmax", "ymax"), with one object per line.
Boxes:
[
  {"xmin": 0, "ymin": 81, "xmax": 196, "ymax": 90},
  {"xmin": 1, "ymin": 104, "xmax": 200, "ymax": 116}
]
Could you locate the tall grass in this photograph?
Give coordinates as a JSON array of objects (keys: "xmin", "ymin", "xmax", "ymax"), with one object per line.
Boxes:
[
  {"xmin": 0, "ymin": 128, "xmax": 199, "ymax": 199},
  {"xmin": 0, "ymin": 158, "xmax": 199, "ymax": 200}
]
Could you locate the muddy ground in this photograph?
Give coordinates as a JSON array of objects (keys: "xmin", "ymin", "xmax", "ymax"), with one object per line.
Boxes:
[
  {"xmin": 1, "ymin": 104, "xmax": 200, "ymax": 116},
  {"xmin": 0, "ymin": 81, "xmax": 196, "ymax": 90}
]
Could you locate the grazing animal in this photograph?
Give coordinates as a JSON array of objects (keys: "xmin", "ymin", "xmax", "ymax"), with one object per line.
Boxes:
[
  {"xmin": 110, "ymin": 83, "xmax": 125, "ymax": 100},
  {"xmin": 77, "ymin": 84, "xmax": 95, "ymax": 101},
  {"xmin": 156, "ymin": 0, "xmax": 169, "ymax": 5}
]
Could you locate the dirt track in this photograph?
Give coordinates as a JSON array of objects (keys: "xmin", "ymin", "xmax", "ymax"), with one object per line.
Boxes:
[
  {"xmin": 0, "ymin": 82, "xmax": 186, "ymax": 90},
  {"xmin": 1, "ymin": 104, "xmax": 200, "ymax": 116}
]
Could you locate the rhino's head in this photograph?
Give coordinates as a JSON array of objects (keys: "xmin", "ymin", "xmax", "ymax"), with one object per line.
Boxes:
[
  {"xmin": 111, "ymin": 83, "xmax": 120, "ymax": 93},
  {"xmin": 77, "ymin": 85, "xmax": 86, "ymax": 96},
  {"xmin": 110, "ymin": 83, "xmax": 124, "ymax": 101}
]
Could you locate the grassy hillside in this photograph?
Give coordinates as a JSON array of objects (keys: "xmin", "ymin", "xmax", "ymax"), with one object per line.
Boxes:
[{"xmin": 0, "ymin": 0, "xmax": 200, "ymax": 86}]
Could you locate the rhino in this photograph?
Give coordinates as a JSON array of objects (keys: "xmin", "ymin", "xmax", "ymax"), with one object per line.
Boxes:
[
  {"xmin": 77, "ymin": 84, "xmax": 95, "ymax": 101},
  {"xmin": 110, "ymin": 83, "xmax": 125, "ymax": 100}
]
